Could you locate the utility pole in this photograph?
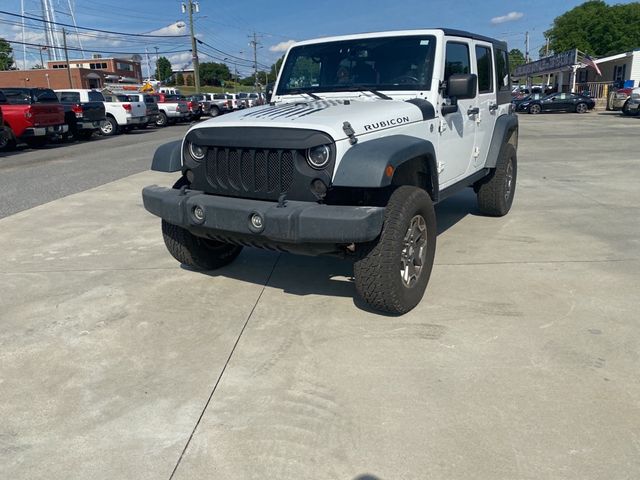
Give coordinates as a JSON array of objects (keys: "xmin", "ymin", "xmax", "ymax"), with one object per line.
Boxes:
[
  {"xmin": 525, "ymin": 31, "xmax": 530, "ymax": 63},
  {"xmin": 249, "ymin": 32, "xmax": 261, "ymax": 93},
  {"xmin": 182, "ymin": 1, "xmax": 201, "ymax": 92},
  {"xmin": 62, "ymin": 28, "xmax": 73, "ymax": 88},
  {"xmin": 154, "ymin": 46, "xmax": 159, "ymax": 80}
]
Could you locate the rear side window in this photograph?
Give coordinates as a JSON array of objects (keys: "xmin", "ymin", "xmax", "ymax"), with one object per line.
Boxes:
[
  {"xmin": 445, "ymin": 42, "xmax": 470, "ymax": 80},
  {"xmin": 58, "ymin": 91, "xmax": 81, "ymax": 103},
  {"xmin": 0, "ymin": 91, "xmax": 6, "ymax": 104},
  {"xmin": 144, "ymin": 96, "xmax": 156, "ymax": 104},
  {"xmin": 88, "ymin": 91, "xmax": 105, "ymax": 101},
  {"xmin": 495, "ymin": 48, "xmax": 510, "ymax": 91},
  {"xmin": 2, "ymin": 89, "xmax": 31, "ymax": 104},
  {"xmin": 475, "ymin": 45, "xmax": 493, "ymax": 93}
]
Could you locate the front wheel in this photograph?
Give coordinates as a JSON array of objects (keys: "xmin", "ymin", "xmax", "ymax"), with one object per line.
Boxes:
[
  {"xmin": 210, "ymin": 106, "xmax": 220, "ymax": 117},
  {"xmin": 161, "ymin": 220, "xmax": 243, "ymax": 270},
  {"xmin": 354, "ymin": 186, "xmax": 437, "ymax": 315},
  {"xmin": 529, "ymin": 104, "xmax": 541, "ymax": 114}
]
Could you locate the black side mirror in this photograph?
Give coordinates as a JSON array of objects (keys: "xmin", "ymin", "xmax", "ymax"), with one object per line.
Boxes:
[{"xmin": 447, "ymin": 73, "xmax": 477, "ymax": 99}]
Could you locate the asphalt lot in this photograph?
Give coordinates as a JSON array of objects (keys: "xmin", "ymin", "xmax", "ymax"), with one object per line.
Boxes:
[{"xmin": 1, "ymin": 112, "xmax": 639, "ymax": 479}]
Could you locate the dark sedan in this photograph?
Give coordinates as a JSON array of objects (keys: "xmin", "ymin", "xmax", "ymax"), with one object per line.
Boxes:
[{"xmin": 514, "ymin": 92, "xmax": 595, "ymax": 114}]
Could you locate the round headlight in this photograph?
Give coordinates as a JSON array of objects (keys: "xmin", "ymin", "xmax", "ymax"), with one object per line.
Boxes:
[
  {"xmin": 189, "ymin": 142, "xmax": 207, "ymax": 161},
  {"xmin": 306, "ymin": 144, "xmax": 331, "ymax": 169}
]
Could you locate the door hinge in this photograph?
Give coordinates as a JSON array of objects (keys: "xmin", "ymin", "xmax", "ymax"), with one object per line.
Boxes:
[
  {"xmin": 438, "ymin": 120, "xmax": 447, "ymax": 134},
  {"xmin": 473, "ymin": 146, "xmax": 480, "ymax": 158},
  {"xmin": 437, "ymin": 162, "xmax": 445, "ymax": 174}
]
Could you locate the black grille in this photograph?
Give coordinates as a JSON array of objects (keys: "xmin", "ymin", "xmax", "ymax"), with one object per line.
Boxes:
[{"xmin": 205, "ymin": 147, "xmax": 296, "ymax": 199}]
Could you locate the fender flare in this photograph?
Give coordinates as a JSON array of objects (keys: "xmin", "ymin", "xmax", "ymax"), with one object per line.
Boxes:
[
  {"xmin": 485, "ymin": 113, "xmax": 519, "ymax": 168},
  {"xmin": 151, "ymin": 139, "xmax": 182, "ymax": 172},
  {"xmin": 332, "ymin": 135, "xmax": 438, "ymax": 197}
]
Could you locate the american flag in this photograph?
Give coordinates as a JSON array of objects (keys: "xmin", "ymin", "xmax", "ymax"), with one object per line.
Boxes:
[{"xmin": 583, "ymin": 54, "xmax": 602, "ymax": 76}]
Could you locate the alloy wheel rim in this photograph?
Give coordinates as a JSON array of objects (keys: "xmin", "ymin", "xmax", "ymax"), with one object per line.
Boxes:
[
  {"xmin": 400, "ymin": 215, "xmax": 428, "ymax": 288},
  {"xmin": 577, "ymin": 104, "xmax": 587, "ymax": 113},
  {"xmin": 504, "ymin": 159, "xmax": 514, "ymax": 202}
]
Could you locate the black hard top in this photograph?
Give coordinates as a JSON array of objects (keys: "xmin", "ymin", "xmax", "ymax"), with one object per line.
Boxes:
[{"xmin": 440, "ymin": 29, "xmax": 508, "ymax": 48}]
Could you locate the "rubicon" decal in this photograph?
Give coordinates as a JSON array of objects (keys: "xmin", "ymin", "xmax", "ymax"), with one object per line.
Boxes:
[{"xmin": 363, "ymin": 116, "xmax": 411, "ymax": 132}]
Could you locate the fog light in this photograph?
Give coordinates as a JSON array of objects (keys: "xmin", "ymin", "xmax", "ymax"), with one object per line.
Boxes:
[
  {"xmin": 311, "ymin": 179, "xmax": 327, "ymax": 197},
  {"xmin": 193, "ymin": 205, "xmax": 205, "ymax": 222},
  {"xmin": 250, "ymin": 213, "xmax": 263, "ymax": 230}
]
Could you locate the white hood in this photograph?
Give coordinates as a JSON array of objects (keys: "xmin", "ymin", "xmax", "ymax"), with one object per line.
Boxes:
[{"xmin": 189, "ymin": 97, "xmax": 426, "ymax": 142}]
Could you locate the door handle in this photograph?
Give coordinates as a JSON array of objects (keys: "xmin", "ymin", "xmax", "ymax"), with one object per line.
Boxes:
[
  {"xmin": 489, "ymin": 103, "xmax": 499, "ymax": 112},
  {"xmin": 467, "ymin": 107, "xmax": 480, "ymax": 115}
]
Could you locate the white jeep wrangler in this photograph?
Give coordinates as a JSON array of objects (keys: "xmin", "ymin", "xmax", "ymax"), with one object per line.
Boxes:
[{"xmin": 143, "ymin": 29, "xmax": 518, "ymax": 314}]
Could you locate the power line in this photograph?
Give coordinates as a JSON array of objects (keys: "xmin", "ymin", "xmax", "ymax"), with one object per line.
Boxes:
[
  {"xmin": 0, "ymin": 10, "xmax": 190, "ymax": 38},
  {"xmin": 4, "ymin": 39, "xmax": 192, "ymax": 56}
]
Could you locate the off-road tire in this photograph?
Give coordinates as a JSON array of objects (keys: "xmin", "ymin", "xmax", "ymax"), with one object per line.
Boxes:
[
  {"xmin": 354, "ymin": 186, "xmax": 437, "ymax": 315},
  {"xmin": 0, "ymin": 130, "xmax": 17, "ymax": 151},
  {"xmin": 100, "ymin": 116, "xmax": 118, "ymax": 136},
  {"xmin": 156, "ymin": 111, "xmax": 168, "ymax": 127},
  {"xmin": 529, "ymin": 104, "xmax": 541, "ymax": 114},
  {"xmin": 161, "ymin": 220, "xmax": 242, "ymax": 270},
  {"xmin": 476, "ymin": 143, "xmax": 517, "ymax": 216}
]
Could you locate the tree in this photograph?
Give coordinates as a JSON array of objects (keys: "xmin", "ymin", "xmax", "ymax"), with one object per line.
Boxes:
[
  {"xmin": 0, "ymin": 37, "xmax": 15, "ymax": 71},
  {"xmin": 176, "ymin": 72, "xmax": 184, "ymax": 85},
  {"xmin": 155, "ymin": 56, "xmax": 172, "ymax": 82},
  {"xmin": 545, "ymin": 1, "xmax": 640, "ymax": 56},
  {"xmin": 270, "ymin": 56, "xmax": 284, "ymax": 80},
  {"xmin": 199, "ymin": 62, "xmax": 231, "ymax": 86},
  {"xmin": 508, "ymin": 49, "xmax": 526, "ymax": 73}
]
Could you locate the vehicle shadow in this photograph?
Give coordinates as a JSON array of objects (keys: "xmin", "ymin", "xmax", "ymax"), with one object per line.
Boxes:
[{"xmin": 185, "ymin": 189, "xmax": 475, "ymax": 314}]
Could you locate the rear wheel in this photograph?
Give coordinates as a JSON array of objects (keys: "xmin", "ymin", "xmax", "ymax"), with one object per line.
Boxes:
[
  {"xmin": 354, "ymin": 186, "xmax": 437, "ymax": 315},
  {"xmin": 529, "ymin": 104, "xmax": 541, "ymax": 114},
  {"xmin": 622, "ymin": 100, "xmax": 638, "ymax": 116},
  {"xmin": 476, "ymin": 143, "xmax": 517, "ymax": 216},
  {"xmin": 161, "ymin": 220, "xmax": 242, "ymax": 270},
  {"xmin": 210, "ymin": 106, "xmax": 220, "ymax": 117},
  {"xmin": 155, "ymin": 111, "xmax": 168, "ymax": 127},
  {"xmin": 575, "ymin": 102, "xmax": 588, "ymax": 114},
  {"xmin": 0, "ymin": 130, "xmax": 17, "ymax": 151},
  {"xmin": 100, "ymin": 116, "xmax": 118, "ymax": 136}
]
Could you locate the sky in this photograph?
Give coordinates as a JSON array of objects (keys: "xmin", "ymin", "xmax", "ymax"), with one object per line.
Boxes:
[{"xmin": 1, "ymin": 0, "xmax": 636, "ymax": 76}]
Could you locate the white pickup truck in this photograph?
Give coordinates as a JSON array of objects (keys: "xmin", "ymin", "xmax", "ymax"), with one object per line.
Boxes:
[{"xmin": 100, "ymin": 91, "xmax": 148, "ymax": 135}]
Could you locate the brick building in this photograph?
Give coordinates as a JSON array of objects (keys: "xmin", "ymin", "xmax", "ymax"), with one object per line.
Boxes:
[{"xmin": 0, "ymin": 57, "xmax": 142, "ymax": 90}]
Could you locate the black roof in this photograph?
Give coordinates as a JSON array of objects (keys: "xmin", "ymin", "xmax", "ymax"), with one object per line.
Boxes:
[{"xmin": 440, "ymin": 29, "xmax": 507, "ymax": 48}]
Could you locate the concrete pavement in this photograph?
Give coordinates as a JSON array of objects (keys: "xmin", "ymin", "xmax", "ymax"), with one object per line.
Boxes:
[{"xmin": 1, "ymin": 112, "xmax": 639, "ymax": 479}]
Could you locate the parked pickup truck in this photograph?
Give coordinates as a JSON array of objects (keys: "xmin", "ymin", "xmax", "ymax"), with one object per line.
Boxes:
[
  {"xmin": 150, "ymin": 93, "xmax": 189, "ymax": 127},
  {"xmin": 202, "ymin": 93, "xmax": 233, "ymax": 117},
  {"xmin": 123, "ymin": 93, "xmax": 159, "ymax": 128},
  {"xmin": 0, "ymin": 87, "xmax": 68, "ymax": 149},
  {"xmin": 186, "ymin": 94, "xmax": 211, "ymax": 118},
  {"xmin": 101, "ymin": 91, "xmax": 148, "ymax": 136},
  {"xmin": 54, "ymin": 89, "xmax": 106, "ymax": 140}
]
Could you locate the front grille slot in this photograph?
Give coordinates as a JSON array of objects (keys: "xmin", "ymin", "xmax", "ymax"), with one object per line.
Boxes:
[{"xmin": 205, "ymin": 147, "xmax": 296, "ymax": 199}]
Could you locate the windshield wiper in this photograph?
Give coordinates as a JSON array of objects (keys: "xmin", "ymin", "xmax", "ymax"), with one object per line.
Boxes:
[
  {"xmin": 288, "ymin": 89, "xmax": 321, "ymax": 100},
  {"xmin": 335, "ymin": 86, "xmax": 392, "ymax": 100}
]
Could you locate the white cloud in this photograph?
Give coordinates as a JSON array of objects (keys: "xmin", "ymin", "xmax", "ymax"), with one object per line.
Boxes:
[
  {"xmin": 491, "ymin": 11, "xmax": 524, "ymax": 25},
  {"xmin": 148, "ymin": 22, "xmax": 187, "ymax": 37},
  {"xmin": 269, "ymin": 40, "xmax": 296, "ymax": 53}
]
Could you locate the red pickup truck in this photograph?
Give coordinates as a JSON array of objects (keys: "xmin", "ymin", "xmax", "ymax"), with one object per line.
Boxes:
[{"xmin": 0, "ymin": 87, "xmax": 68, "ymax": 149}]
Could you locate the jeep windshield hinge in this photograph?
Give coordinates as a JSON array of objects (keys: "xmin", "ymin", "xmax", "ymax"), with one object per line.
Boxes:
[{"xmin": 343, "ymin": 121, "xmax": 358, "ymax": 145}]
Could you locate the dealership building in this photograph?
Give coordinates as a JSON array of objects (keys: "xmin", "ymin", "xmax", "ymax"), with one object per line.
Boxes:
[
  {"xmin": 514, "ymin": 48, "xmax": 640, "ymax": 99},
  {"xmin": 0, "ymin": 56, "xmax": 143, "ymax": 90}
]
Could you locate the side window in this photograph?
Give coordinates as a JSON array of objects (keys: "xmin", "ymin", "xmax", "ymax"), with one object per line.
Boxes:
[
  {"xmin": 59, "ymin": 92, "xmax": 80, "ymax": 103},
  {"xmin": 444, "ymin": 42, "xmax": 470, "ymax": 80},
  {"xmin": 495, "ymin": 48, "xmax": 510, "ymax": 91},
  {"xmin": 475, "ymin": 45, "xmax": 493, "ymax": 93}
]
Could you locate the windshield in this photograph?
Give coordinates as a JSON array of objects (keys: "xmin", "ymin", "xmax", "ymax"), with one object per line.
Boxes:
[{"xmin": 276, "ymin": 35, "xmax": 436, "ymax": 96}]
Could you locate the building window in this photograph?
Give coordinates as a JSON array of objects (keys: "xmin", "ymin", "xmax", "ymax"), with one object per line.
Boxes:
[
  {"xmin": 89, "ymin": 62, "xmax": 108, "ymax": 70},
  {"xmin": 116, "ymin": 62, "xmax": 133, "ymax": 71}
]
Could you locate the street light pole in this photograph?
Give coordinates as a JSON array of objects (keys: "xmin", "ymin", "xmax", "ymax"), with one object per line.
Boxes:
[{"xmin": 62, "ymin": 28, "xmax": 73, "ymax": 88}]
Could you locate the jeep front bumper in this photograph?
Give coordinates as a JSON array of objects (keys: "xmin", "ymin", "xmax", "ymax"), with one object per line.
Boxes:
[{"xmin": 142, "ymin": 185, "xmax": 385, "ymax": 245}]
